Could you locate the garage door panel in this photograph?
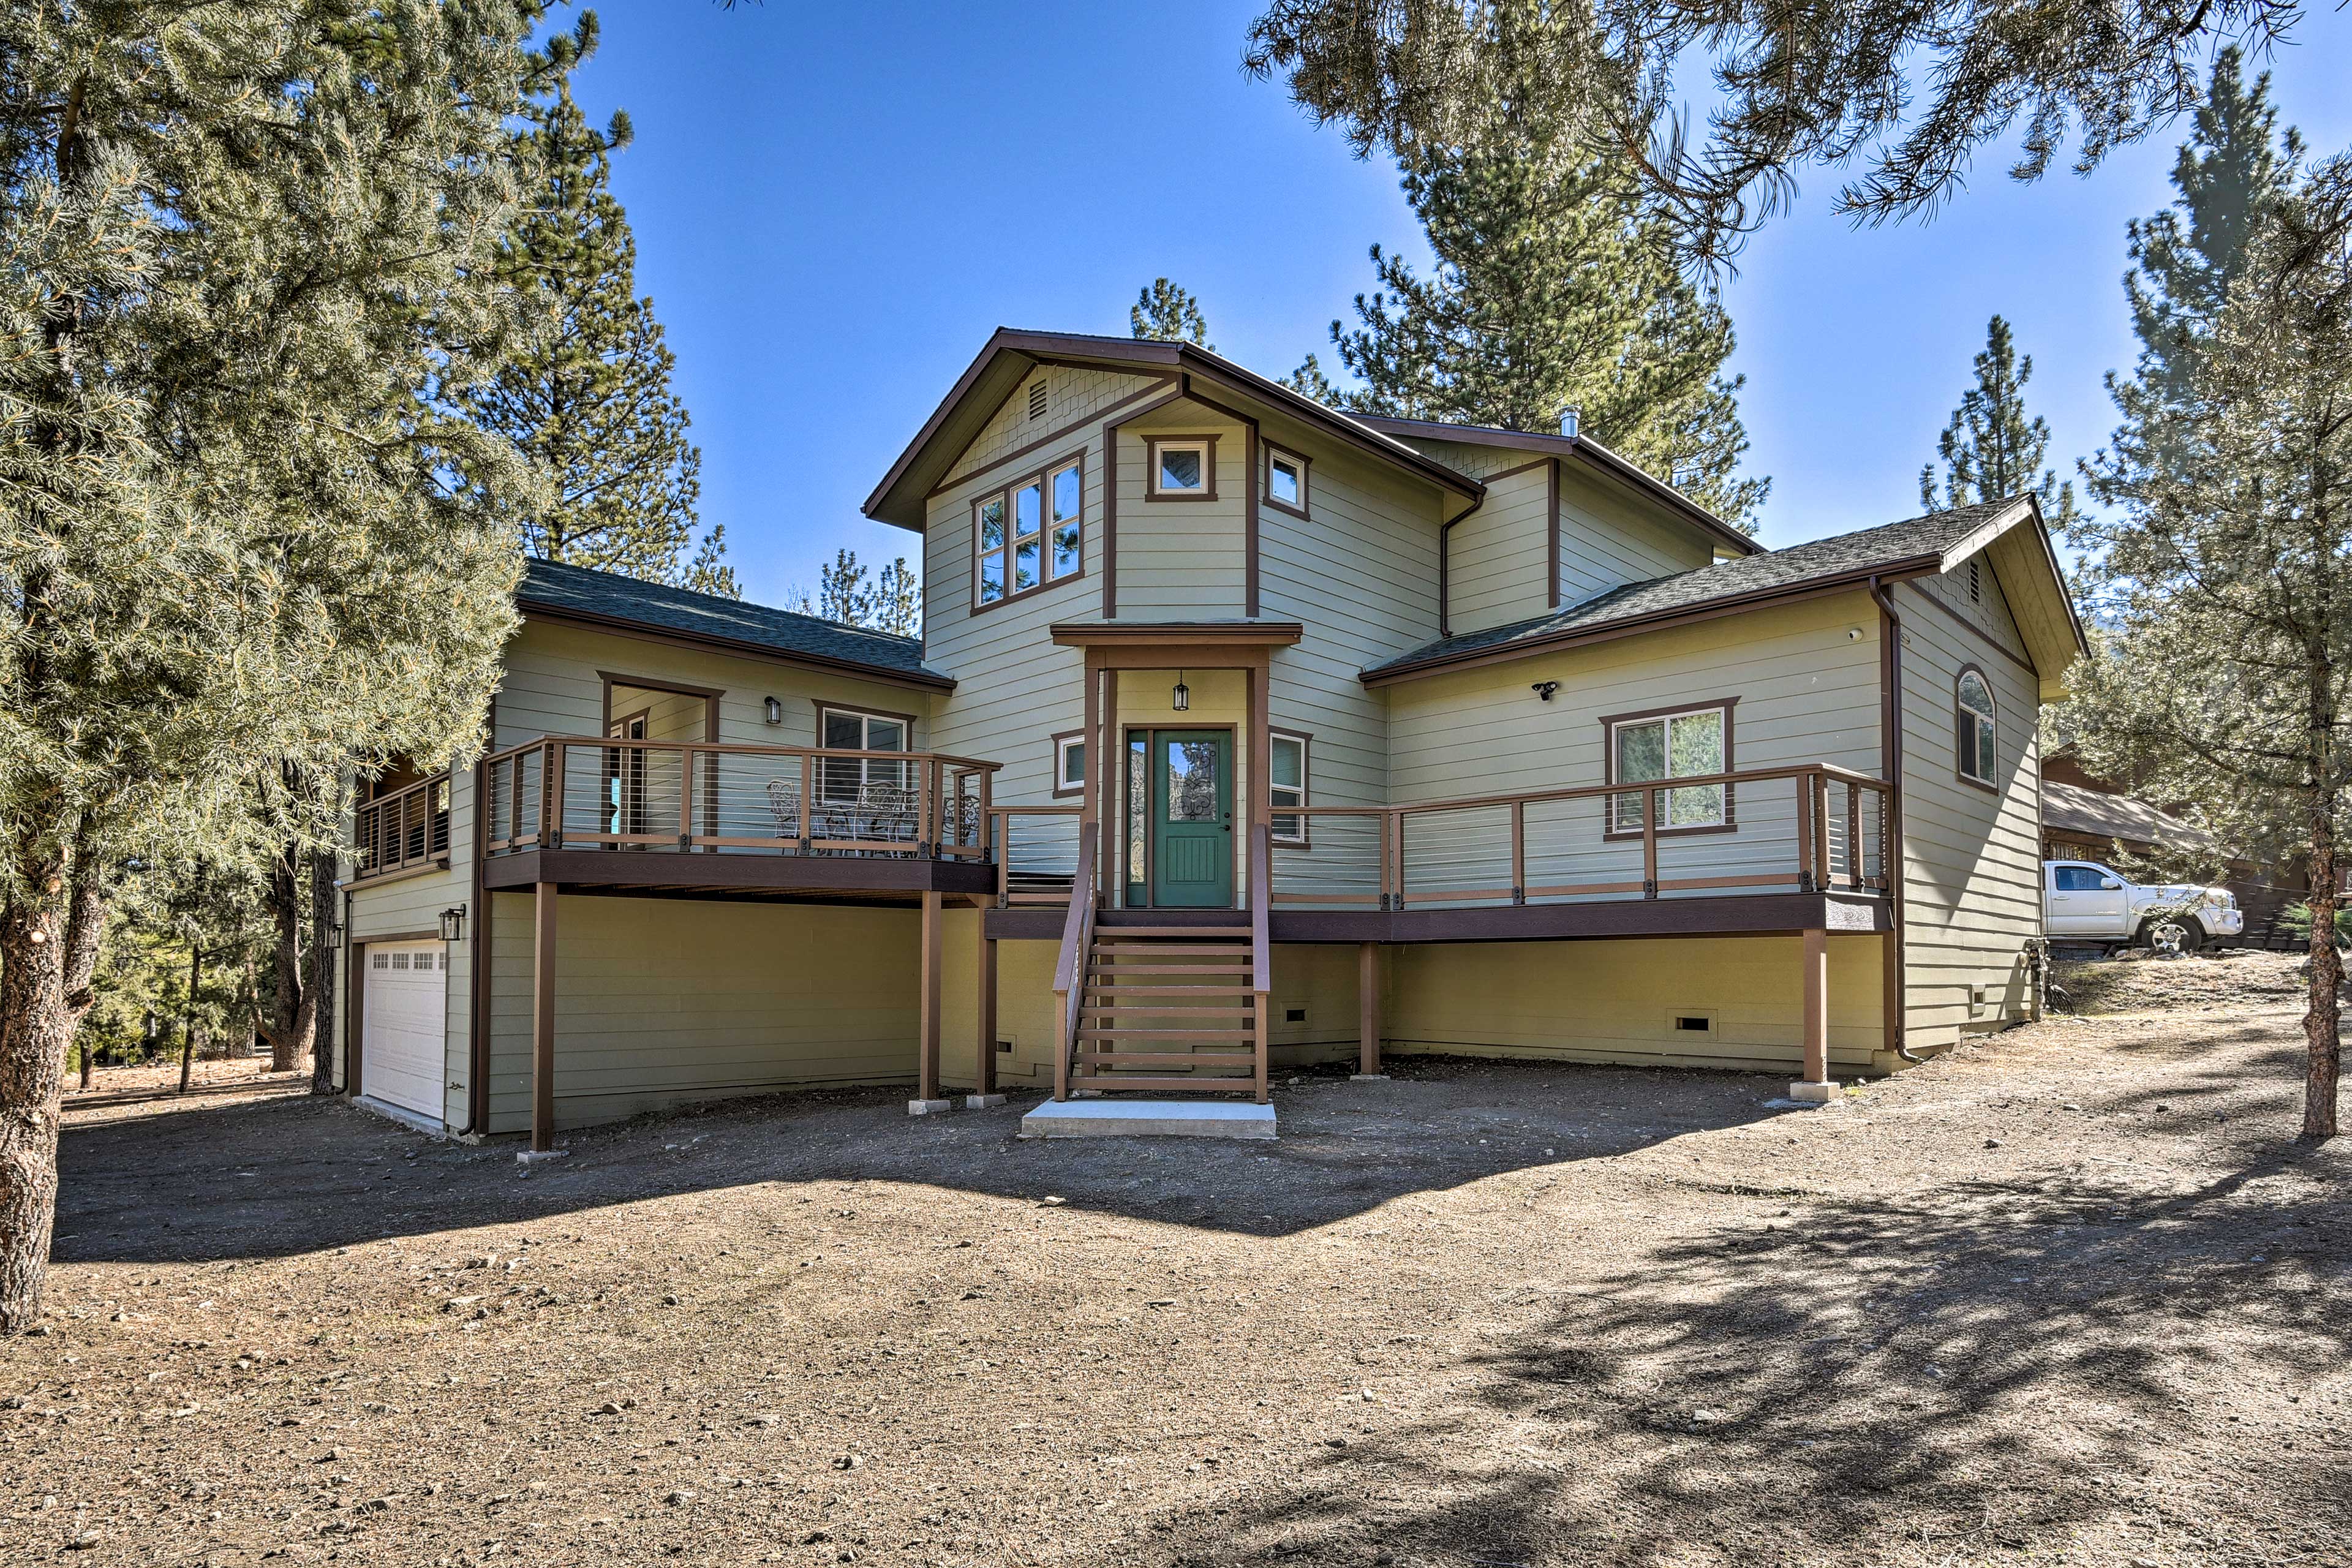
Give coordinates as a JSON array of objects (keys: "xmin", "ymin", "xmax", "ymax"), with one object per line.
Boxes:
[{"xmin": 363, "ymin": 942, "xmax": 447, "ymax": 1125}]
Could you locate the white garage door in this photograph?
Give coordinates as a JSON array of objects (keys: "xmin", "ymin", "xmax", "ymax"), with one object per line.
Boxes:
[{"xmin": 362, "ymin": 941, "xmax": 447, "ymax": 1126}]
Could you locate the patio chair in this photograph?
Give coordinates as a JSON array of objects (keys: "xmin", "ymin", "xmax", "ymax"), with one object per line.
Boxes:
[
  {"xmin": 763, "ymin": 777, "xmax": 802, "ymax": 848},
  {"xmin": 859, "ymin": 780, "xmax": 918, "ymax": 850}
]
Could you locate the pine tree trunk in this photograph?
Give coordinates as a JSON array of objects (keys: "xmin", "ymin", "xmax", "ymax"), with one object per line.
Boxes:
[
  {"xmin": 308, "ymin": 845, "xmax": 339, "ymax": 1096},
  {"xmin": 178, "ymin": 944, "xmax": 203, "ymax": 1095},
  {"xmin": 0, "ymin": 875, "xmax": 70, "ymax": 1331},
  {"xmin": 2302, "ymin": 808, "xmax": 2341, "ymax": 1142},
  {"xmin": 267, "ymin": 841, "xmax": 310, "ymax": 1073}
]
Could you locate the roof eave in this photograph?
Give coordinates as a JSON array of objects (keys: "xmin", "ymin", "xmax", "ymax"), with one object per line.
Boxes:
[
  {"xmin": 1359, "ymin": 561, "xmax": 1938, "ymax": 688},
  {"xmin": 516, "ymin": 600, "xmax": 955, "ymax": 693}
]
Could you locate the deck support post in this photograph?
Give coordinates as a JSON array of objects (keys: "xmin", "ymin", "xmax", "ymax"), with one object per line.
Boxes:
[
  {"xmin": 1353, "ymin": 941, "xmax": 1385, "ymax": 1080},
  {"xmin": 1789, "ymin": 926, "xmax": 1836, "ymax": 1104},
  {"xmin": 911, "ymin": 889, "xmax": 946, "ymax": 1113},
  {"xmin": 972, "ymin": 933, "xmax": 1000, "ymax": 1104},
  {"xmin": 530, "ymin": 880, "xmax": 557, "ymax": 1152}
]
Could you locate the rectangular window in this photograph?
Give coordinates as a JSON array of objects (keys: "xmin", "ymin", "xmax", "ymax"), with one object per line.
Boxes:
[
  {"xmin": 818, "ymin": 706, "xmax": 910, "ymax": 802},
  {"xmin": 1270, "ymin": 731, "xmax": 1308, "ymax": 845},
  {"xmin": 1265, "ymin": 447, "xmax": 1308, "ymax": 516},
  {"xmin": 973, "ymin": 454, "xmax": 1083, "ymax": 610},
  {"xmin": 1053, "ymin": 733, "xmax": 1087, "ymax": 797},
  {"xmin": 1608, "ymin": 703, "xmax": 1730, "ymax": 834},
  {"xmin": 1147, "ymin": 437, "xmax": 1215, "ymax": 500}
]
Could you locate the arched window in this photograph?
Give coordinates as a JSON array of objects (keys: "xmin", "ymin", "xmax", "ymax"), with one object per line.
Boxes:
[{"xmin": 1956, "ymin": 667, "xmax": 1997, "ymax": 786}]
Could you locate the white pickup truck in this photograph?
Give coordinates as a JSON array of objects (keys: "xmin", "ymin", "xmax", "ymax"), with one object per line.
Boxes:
[{"xmin": 2043, "ymin": 859, "xmax": 2244, "ymax": 952}]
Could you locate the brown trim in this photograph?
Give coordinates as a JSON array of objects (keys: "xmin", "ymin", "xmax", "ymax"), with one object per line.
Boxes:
[
  {"xmin": 1364, "ymin": 570, "xmax": 1929, "ymax": 687},
  {"xmin": 348, "ymin": 929, "xmax": 453, "ymax": 1110},
  {"xmin": 989, "ymin": 891, "xmax": 1888, "ymax": 944},
  {"xmin": 812, "ymin": 696, "xmax": 921, "ymax": 734},
  {"xmin": 968, "ymin": 448, "xmax": 1089, "ymax": 616},
  {"xmin": 1262, "ymin": 444, "xmax": 1310, "ymax": 521},
  {"xmin": 1121, "ymin": 721, "xmax": 1242, "ymax": 909},
  {"xmin": 1545, "ymin": 457, "xmax": 1561, "ymax": 609},
  {"xmin": 467, "ymin": 757, "xmax": 490, "ymax": 1134},
  {"xmin": 1599, "ymin": 697, "xmax": 1740, "ymax": 842},
  {"xmin": 1050, "ymin": 728, "xmax": 1087, "ymax": 797},
  {"xmin": 483, "ymin": 848, "xmax": 999, "ymax": 898},
  {"xmin": 1144, "ymin": 433, "xmax": 1219, "ymax": 501},
  {"xmin": 1350, "ymin": 413, "xmax": 1761, "ymax": 560},
  {"xmin": 1901, "ymin": 576, "xmax": 2041, "ymax": 677},
  {"xmin": 1178, "ymin": 386, "xmax": 1266, "ymax": 616},
  {"xmin": 1100, "ymin": 385, "xmax": 1193, "ymax": 620},
  {"xmin": 929, "ymin": 375, "xmax": 1173, "ymax": 498},
  {"xmin": 1952, "ymin": 661, "xmax": 2000, "ymax": 794},
  {"xmin": 522, "ymin": 603, "xmax": 951, "ymax": 693},
  {"xmin": 1869, "ymin": 577, "xmax": 1907, "ymax": 1055},
  {"xmin": 349, "ymin": 858, "xmax": 449, "ymax": 889},
  {"xmin": 1050, "ymin": 620, "xmax": 1303, "ymax": 648}
]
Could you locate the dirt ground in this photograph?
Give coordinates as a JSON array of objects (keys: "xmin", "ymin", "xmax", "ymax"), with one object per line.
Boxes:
[{"xmin": 6, "ymin": 952, "xmax": 2347, "ymax": 1567}]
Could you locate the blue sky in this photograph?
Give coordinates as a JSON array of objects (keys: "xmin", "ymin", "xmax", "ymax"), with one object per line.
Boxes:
[{"xmin": 564, "ymin": 2, "xmax": 2352, "ymax": 604}]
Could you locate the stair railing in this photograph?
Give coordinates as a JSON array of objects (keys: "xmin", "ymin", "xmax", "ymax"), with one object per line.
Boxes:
[
  {"xmin": 1050, "ymin": 832, "xmax": 1098, "ymax": 1102},
  {"xmin": 1250, "ymin": 823, "xmax": 1272, "ymax": 1104}
]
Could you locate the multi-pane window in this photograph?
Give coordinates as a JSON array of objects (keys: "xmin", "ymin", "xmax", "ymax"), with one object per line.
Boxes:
[
  {"xmin": 1609, "ymin": 704, "xmax": 1729, "ymax": 833},
  {"xmin": 974, "ymin": 455, "xmax": 1082, "ymax": 608},
  {"xmin": 1956, "ymin": 668, "xmax": 1997, "ymax": 785},
  {"xmin": 1265, "ymin": 448, "xmax": 1308, "ymax": 514},
  {"xmin": 1270, "ymin": 731, "xmax": 1308, "ymax": 844}
]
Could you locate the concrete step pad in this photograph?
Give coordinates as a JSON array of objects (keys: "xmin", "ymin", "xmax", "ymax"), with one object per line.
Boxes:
[{"xmin": 1018, "ymin": 1098, "xmax": 1277, "ymax": 1140}]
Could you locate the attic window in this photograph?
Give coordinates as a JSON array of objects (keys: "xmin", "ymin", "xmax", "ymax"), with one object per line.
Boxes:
[
  {"xmin": 1028, "ymin": 380, "xmax": 1049, "ymax": 421},
  {"xmin": 1969, "ymin": 562, "xmax": 1981, "ymax": 603}
]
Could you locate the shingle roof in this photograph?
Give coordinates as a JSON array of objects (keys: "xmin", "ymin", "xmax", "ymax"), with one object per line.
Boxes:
[
  {"xmin": 1363, "ymin": 499, "xmax": 2024, "ymax": 683},
  {"xmin": 2043, "ymin": 779, "xmax": 2212, "ymax": 851},
  {"xmin": 516, "ymin": 558, "xmax": 950, "ymax": 688}
]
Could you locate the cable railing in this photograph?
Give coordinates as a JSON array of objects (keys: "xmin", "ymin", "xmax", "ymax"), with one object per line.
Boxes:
[
  {"xmin": 353, "ymin": 774, "xmax": 451, "ymax": 880},
  {"xmin": 480, "ymin": 737, "xmax": 1001, "ymax": 860}
]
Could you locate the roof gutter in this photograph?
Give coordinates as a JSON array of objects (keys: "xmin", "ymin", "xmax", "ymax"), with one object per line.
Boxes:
[{"xmin": 514, "ymin": 601, "xmax": 956, "ymax": 693}]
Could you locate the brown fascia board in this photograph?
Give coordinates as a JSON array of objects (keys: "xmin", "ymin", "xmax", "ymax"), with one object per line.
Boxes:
[
  {"xmin": 516, "ymin": 602, "xmax": 956, "ymax": 693},
  {"xmin": 1049, "ymin": 619, "xmax": 1305, "ymax": 647},
  {"xmin": 1351, "ymin": 413, "xmax": 1761, "ymax": 559},
  {"xmin": 862, "ymin": 330, "xmax": 1483, "ymax": 529},
  {"xmin": 1359, "ymin": 561, "xmax": 1940, "ymax": 687},
  {"xmin": 1941, "ymin": 494, "xmax": 2090, "ymax": 662}
]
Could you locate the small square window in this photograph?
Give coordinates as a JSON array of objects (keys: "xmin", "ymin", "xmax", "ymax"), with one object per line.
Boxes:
[
  {"xmin": 1148, "ymin": 437, "xmax": 1213, "ymax": 499},
  {"xmin": 1054, "ymin": 733, "xmax": 1087, "ymax": 797},
  {"xmin": 1266, "ymin": 448, "xmax": 1307, "ymax": 513}
]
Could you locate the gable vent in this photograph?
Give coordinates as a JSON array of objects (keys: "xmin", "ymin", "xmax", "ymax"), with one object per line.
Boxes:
[
  {"xmin": 1969, "ymin": 562, "xmax": 1980, "ymax": 603},
  {"xmin": 1028, "ymin": 381, "xmax": 1048, "ymax": 421}
]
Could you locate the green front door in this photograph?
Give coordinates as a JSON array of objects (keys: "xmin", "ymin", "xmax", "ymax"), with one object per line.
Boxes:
[{"xmin": 1145, "ymin": 729, "xmax": 1234, "ymax": 908}]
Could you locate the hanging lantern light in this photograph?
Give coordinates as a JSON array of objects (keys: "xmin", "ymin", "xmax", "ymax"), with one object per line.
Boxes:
[{"xmin": 1172, "ymin": 669, "xmax": 1189, "ymax": 712}]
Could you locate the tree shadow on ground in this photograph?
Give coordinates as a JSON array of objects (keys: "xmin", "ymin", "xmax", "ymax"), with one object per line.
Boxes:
[
  {"xmin": 53, "ymin": 1057, "xmax": 1796, "ymax": 1263},
  {"xmin": 1131, "ymin": 1145, "xmax": 2352, "ymax": 1566}
]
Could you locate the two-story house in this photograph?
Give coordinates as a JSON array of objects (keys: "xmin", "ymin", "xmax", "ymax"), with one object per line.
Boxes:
[{"xmin": 336, "ymin": 328, "xmax": 2083, "ymax": 1145}]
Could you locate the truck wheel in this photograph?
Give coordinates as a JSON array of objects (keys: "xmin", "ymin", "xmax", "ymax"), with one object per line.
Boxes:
[{"xmin": 2139, "ymin": 916, "xmax": 2204, "ymax": 954}]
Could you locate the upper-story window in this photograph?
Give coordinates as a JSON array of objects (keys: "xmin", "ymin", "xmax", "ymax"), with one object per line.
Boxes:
[
  {"xmin": 1264, "ymin": 447, "xmax": 1309, "ymax": 518},
  {"xmin": 1605, "ymin": 700, "xmax": 1734, "ymax": 835},
  {"xmin": 1956, "ymin": 666, "xmax": 1997, "ymax": 787},
  {"xmin": 974, "ymin": 453, "xmax": 1083, "ymax": 610},
  {"xmin": 1147, "ymin": 436, "xmax": 1216, "ymax": 500}
]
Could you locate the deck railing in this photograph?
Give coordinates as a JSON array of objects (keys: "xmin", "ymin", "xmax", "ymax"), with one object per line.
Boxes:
[
  {"xmin": 354, "ymin": 774, "xmax": 451, "ymax": 880},
  {"xmin": 995, "ymin": 762, "xmax": 1890, "ymax": 913},
  {"xmin": 480, "ymin": 737, "xmax": 1002, "ymax": 860}
]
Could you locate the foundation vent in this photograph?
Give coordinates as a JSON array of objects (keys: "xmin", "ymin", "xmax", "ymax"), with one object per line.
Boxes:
[
  {"xmin": 1672, "ymin": 1014, "xmax": 1714, "ymax": 1034},
  {"xmin": 1284, "ymin": 1007, "xmax": 1307, "ymax": 1024}
]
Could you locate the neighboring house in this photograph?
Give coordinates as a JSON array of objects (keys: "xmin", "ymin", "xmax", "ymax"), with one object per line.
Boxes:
[
  {"xmin": 335, "ymin": 328, "xmax": 2086, "ymax": 1146},
  {"xmin": 2040, "ymin": 752, "xmax": 2317, "ymax": 949}
]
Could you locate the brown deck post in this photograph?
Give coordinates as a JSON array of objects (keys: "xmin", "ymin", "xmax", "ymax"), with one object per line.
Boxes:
[
  {"xmin": 917, "ymin": 889, "xmax": 943, "ymax": 1106},
  {"xmin": 1355, "ymin": 941, "xmax": 1382, "ymax": 1079},
  {"xmin": 976, "ymin": 933, "xmax": 998, "ymax": 1098},
  {"xmin": 1791, "ymin": 925, "xmax": 1834, "ymax": 1104},
  {"xmin": 531, "ymin": 880, "xmax": 557, "ymax": 1152}
]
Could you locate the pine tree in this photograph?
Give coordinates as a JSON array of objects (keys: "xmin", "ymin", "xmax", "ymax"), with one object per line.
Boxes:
[
  {"xmin": 1131, "ymin": 279, "xmax": 1213, "ymax": 349},
  {"xmin": 2062, "ymin": 150, "xmax": 2352, "ymax": 1139},
  {"xmin": 1281, "ymin": 353, "xmax": 1336, "ymax": 402},
  {"xmin": 1324, "ymin": 118, "xmax": 1769, "ymax": 530},
  {"xmin": 1918, "ymin": 315, "xmax": 2079, "ymax": 527},
  {"xmin": 784, "ymin": 549, "xmax": 922, "ymax": 636},
  {"xmin": 2125, "ymin": 49, "xmax": 2302, "ymax": 405},
  {"xmin": 0, "ymin": 0, "xmax": 541, "ymax": 1328},
  {"xmin": 872, "ymin": 559, "xmax": 922, "ymax": 638},
  {"xmin": 467, "ymin": 15, "xmax": 734, "ymax": 596}
]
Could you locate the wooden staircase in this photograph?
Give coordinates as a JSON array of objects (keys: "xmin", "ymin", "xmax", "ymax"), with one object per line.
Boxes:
[{"xmin": 1069, "ymin": 922, "xmax": 1267, "ymax": 1098}]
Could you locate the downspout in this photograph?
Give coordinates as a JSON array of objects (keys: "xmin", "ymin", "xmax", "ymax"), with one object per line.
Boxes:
[
  {"xmin": 1869, "ymin": 576, "xmax": 1923, "ymax": 1064},
  {"xmin": 1436, "ymin": 496, "xmax": 1484, "ymax": 639}
]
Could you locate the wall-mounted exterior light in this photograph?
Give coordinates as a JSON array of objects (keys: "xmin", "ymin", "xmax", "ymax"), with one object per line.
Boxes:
[
  {"xmin": 763, "ymin": 696, "xmax": 783, "ymax": 725},
  {"xmin": 437, "ymin": 905, "xmax": 467, "ymax": 943},
  {"xmin": 1172, "ymin": 671, "xmax": 1189, "ymax": 712},
  {"xmin": 1531, "ymin": 681, "xmax": 1560, "ymax": 702}
]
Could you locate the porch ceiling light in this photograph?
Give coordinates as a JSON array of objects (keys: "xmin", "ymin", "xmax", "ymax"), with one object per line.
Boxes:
[
  {"xmin": 1172, "ymin": 671, "xmax": 1189, "ymax": 712},
  {"xmin": 438, "ymin": 905, "xmax": 466, "ymax": 943}
]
